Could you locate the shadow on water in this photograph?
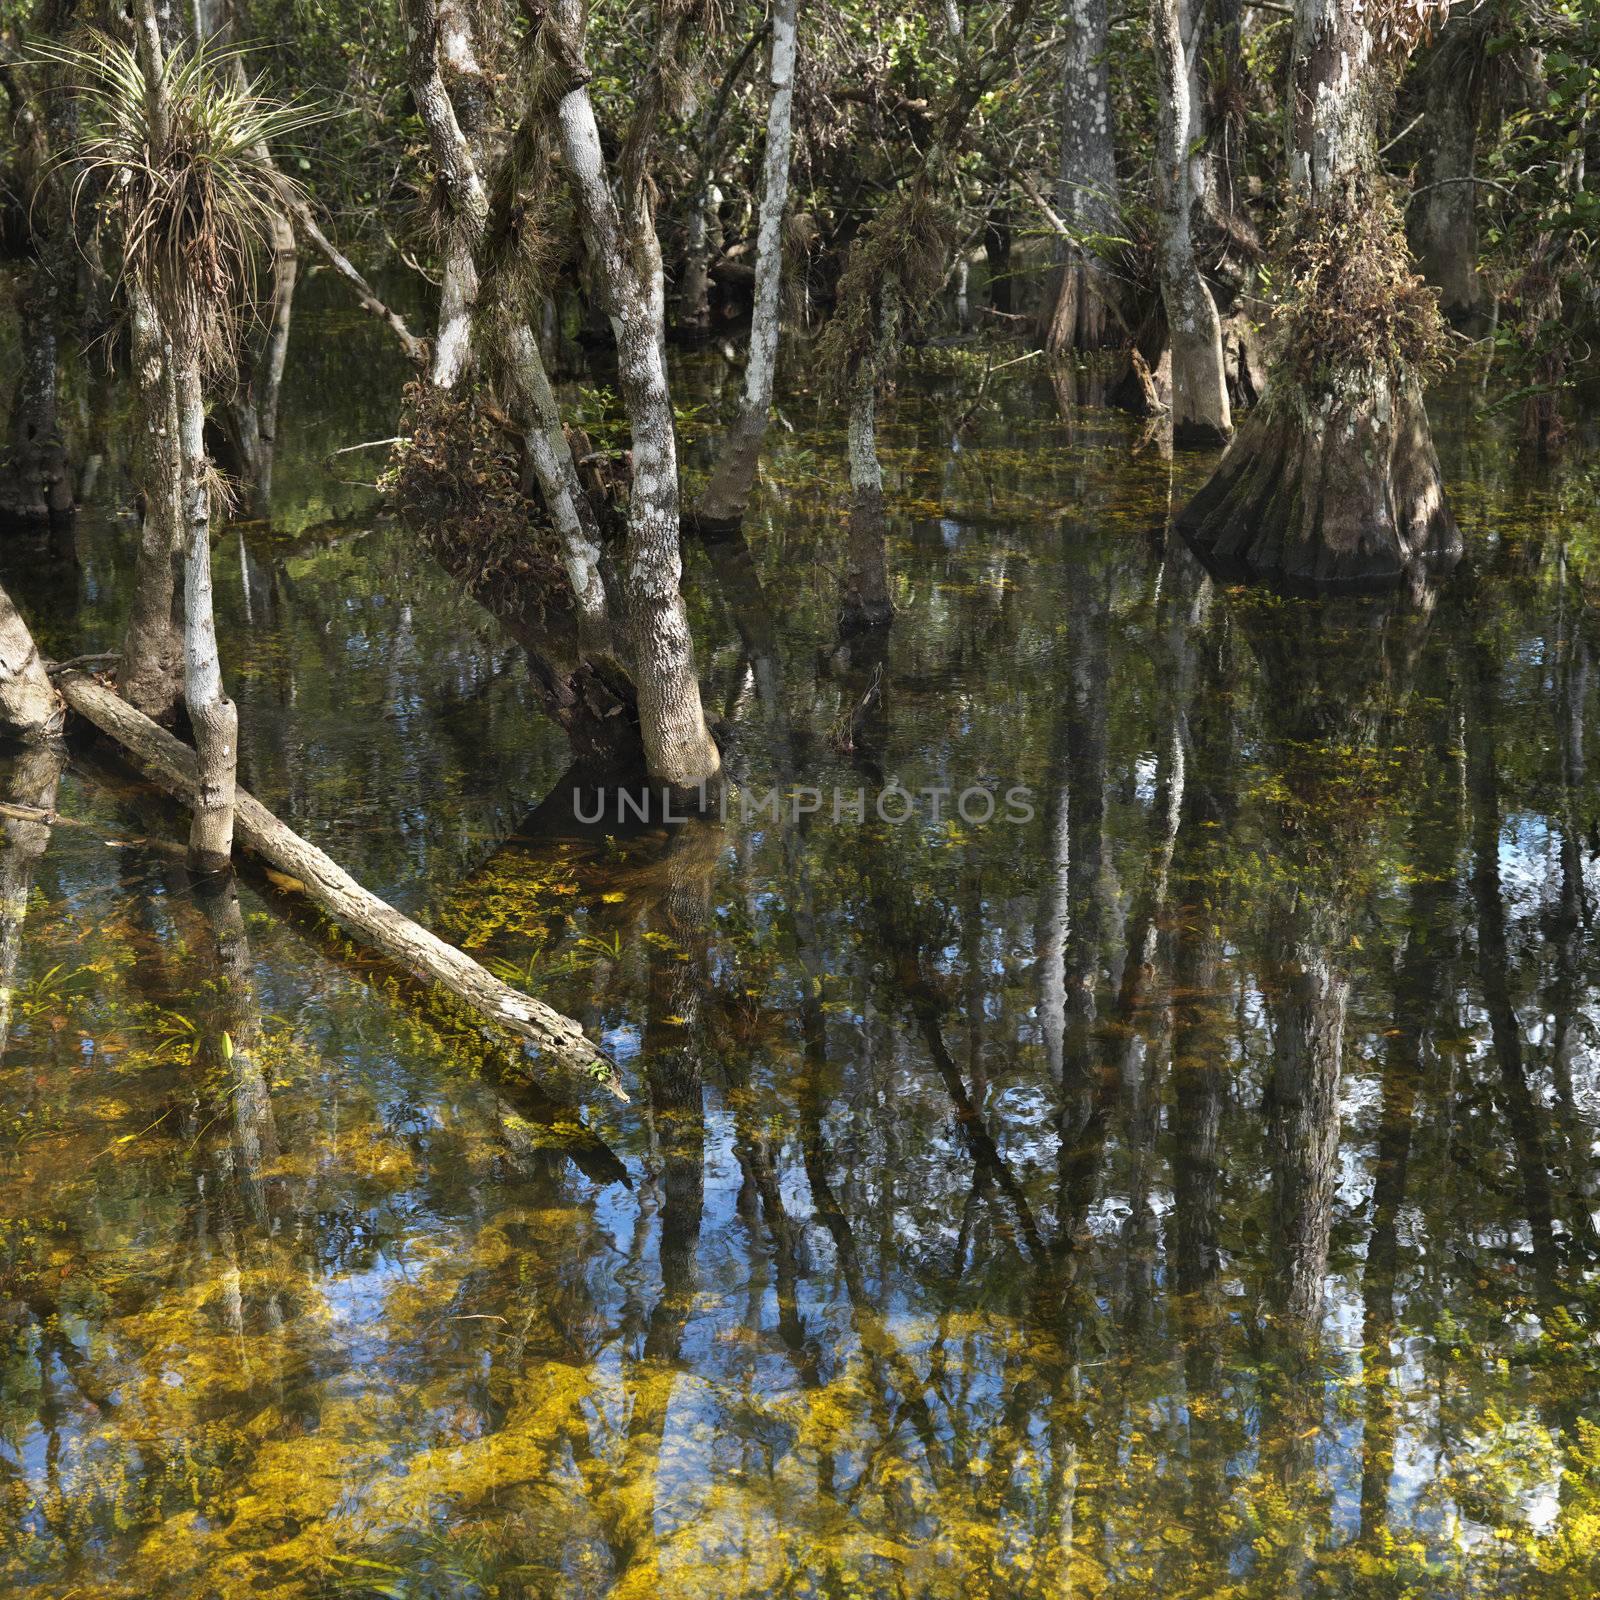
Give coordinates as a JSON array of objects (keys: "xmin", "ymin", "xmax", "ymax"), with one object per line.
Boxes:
[{"xmin": 1, "ymin": 284, "xmax": 1600, "ymax": 1595}]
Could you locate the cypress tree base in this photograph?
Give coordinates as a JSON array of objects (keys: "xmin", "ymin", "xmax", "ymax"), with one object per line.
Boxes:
[{"xmin": 1176, "ymin": 373, "xmax": 1462, "ymax": 590}]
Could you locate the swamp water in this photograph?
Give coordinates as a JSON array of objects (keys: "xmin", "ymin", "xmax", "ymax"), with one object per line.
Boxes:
[{"xmin": 1, "ymin": 293, "xmax": 1599, "ymax": 1598}]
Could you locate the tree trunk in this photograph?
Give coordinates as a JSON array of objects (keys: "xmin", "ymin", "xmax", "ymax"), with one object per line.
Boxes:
[
  {"xmin": 1051, "ymin": 0, "xmax": 1121, "ymax": 352},
  {"xmin": 0, "ymin": 579, "xmax": 62, "ymax": 740},
  {"xmin": 405, "ymin": 0, "xmax": 489, "ymax": 387},
  {"xmin": 0, "ymin": 743, "xmax": 63, "ymax": 1055},
  {"xmin": 1265, "ymin": 923, "xmax": 1347, "ymax": 1327},
  {"xmin": 499, "ymin": 323, "xmax": 613, "ymax": 653},
  {"xmin": 556, "ymin": 65, "xmax": 721, "ymax": 792},
  {"xmin": 840, "ymin": 372, "xmax": 892, "ymax": 635},
  {"xmin": 694, "ymin": 0, "xmax": 798, "ymax": 532},
  {"xmin": 1176, "ymin": 0, "xmax": 1461, "ymax": 588},
  {"xmin": 120, "ymin": 282, "xmax": 185, "ymax": 721},
  {"xmin": 0, "ymin": 273, "xmax": 74, "ymax": 528},
  {"xmin": 232, "ymin": 213, "xmax": 298, "ymax": 517},
  {"xmin": 252, "ymin": 218, "xmax": 298, "ymax": 512},
  {"xmin": 403, "ymin": 0, "xmax": 626, "ymax": 674},
  {"xmin": 177, "ymin": 352, "xmax": 239, "ymax": 872},
  {"xmin": 1410, "ymin": 26, "xmax": 1487, "ymax": 328},
  {"xmin": 1151, "ymin": 0, "xmax": 1232, "ymax": 445},
  {"xmin": 680, "ymin": 181, "xmax": 720, "ymax": 334}
]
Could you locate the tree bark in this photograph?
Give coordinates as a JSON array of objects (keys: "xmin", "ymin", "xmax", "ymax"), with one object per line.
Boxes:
[
  {"xmin": 0, "ymin": 272, "xmax": 73, "ymax": 527},
  {"xmin": 405, "ymin": 0, "xmax": 489, "ymax": 387},
  {"xmin": 1409, "ymin": 23, "xmax": 1488, "ymax": 328},
  {"xmin": 555, "ymin": 33, "xmax": 720, "ymax": 792},
  {"xmin": 402, "ymin": 0, "xmax": 624, "ymax": 667},
  {"xmin": 840, "ymin": 371, "xmax": 893, "ymax": 635},
  {"xmin": 0, "ymin": 578, "xmax": 62, "ymax": 739},
  {"xmin": 694, "ymin": 0, "xmax": 798, "ymax": 531},
  {"xmin": 1050, "ymin": 0, "xmax": 1121, "ymax": 352},
  {"xmin": 499, "ymin": 323, "xmax": 613, "ymax": 653},
  {"xmin": 55, "ymin": 665, "xmax": 623, "ymax": 1094},
  {"xmin": 1176, "ymin": 0, "xmax": 1461, "ymax": 588},
  {"xmin": 223, "ymin": 212, "xmax": 298, "ymax": 517},
  {"xmin": 177, "ymin": 353, "xmax": 239, "ymax": 872},
  {"xmin": 1151, "ymin": 0, "xmax": 1232, "ymax": 445},
  {"xmin": 120, "ymin": 280, "xmax": 185, "ymax": 721}
]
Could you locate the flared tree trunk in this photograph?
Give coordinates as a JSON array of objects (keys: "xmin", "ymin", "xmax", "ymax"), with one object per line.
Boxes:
[
  {"xmin": 177, "ymin": 352, "xmax": 239, "ymax": 872},
  {"xmin": 1177, "ymin": 0, "xmax": 1461, "ymax": 588},
  {"xmin": 1049, "ymin": 0, "xmax": 1121, "ymax": 352},
  {"xmin": 1151, "ymin": 0, "xmax": 1232, "ymax": 445}
]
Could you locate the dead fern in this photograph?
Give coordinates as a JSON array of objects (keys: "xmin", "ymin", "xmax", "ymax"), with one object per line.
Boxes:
[
  {"xmin": 387, "ymin": 384, "xmax": 572, "ymax": 626},
  {"xmin": 1271, "ymin": 187, "xmax": 1449, "ymax": 397}
]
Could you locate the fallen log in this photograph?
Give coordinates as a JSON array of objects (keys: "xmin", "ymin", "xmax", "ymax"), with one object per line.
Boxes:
[{"xmin": 53, "ymin": 666, "xmax": 625, "ymax": 1100}]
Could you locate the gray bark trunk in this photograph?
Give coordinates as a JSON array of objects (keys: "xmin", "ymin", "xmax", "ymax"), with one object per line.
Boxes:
[
  {"xmin": 177, "ymin": 353, "xmax": 239, "ymax": 872},
  {"xmin": 1411, "ymin": 32, "xmax": 1487, "ymax": 326},
  {"xmin": 680, "ymin": 182, "xmax": 720, "ymax": 333},
  {"xmin": 0, "ymin": 581, "xmax": 62, "ymax": 740},
  {"xmin": 405, "ymin": 0, "xmax": 489, "ymax": 387},
  {"xmin": 120, "ymin": 281, "xmax": 185, "ymax": 721},
  {"xmin": 221, "ymin": 213, "xmax": 298, "ymax": 517},
  {"xmin": 556, "ymin": 38, "xmax": 720, "ymax": 791},
  {"xmin": 500, "ymin": 323, "xmax": 613, "ymax": 652},
  {"xmin": 1151, "ymin": 0, "xmax": 1232, "ymax": 445},
  {"xmin": 1052, "ymin": 0, "xmax": 1121, "ymax": 351},
  {"xmin": 405, "ymin": 0, "xmax": 619, "ymax": 658},
  {"xmin": 244, "ymin": 214, "xmax": 298, "ymax": 514},
  {"xmin": 695, "ymin": 0, "xmax": 798, "ymax": 530}
]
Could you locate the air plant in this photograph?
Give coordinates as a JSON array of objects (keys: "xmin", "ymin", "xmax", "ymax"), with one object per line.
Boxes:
[{"xmin": 35, "ymin": 28, "xmax": 321, "ymax": 372}]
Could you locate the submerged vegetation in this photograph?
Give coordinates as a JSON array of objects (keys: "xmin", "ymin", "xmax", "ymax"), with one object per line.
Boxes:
[{"xmin": 0, "ymin": 0, "xmax": 1594, "ymax": 1596}]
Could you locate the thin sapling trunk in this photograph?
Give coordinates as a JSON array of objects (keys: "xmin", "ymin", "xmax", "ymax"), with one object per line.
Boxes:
[
  {"xmin": 177, "ymin": 354, "xmax": 239, "ymax": 872},
  {"xmin": 1151, "ymin": 0, "xmax": 1232, "ymax": 445}
]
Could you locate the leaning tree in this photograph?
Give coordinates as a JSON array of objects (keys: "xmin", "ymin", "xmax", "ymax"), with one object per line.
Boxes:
[
  {"xmin": 44, "ymin": 13, "xmax": 313, "ymax": 866},
  {"xmin": 1177, "ymin": 0, "xmax": 1464, "ymax": 588}
]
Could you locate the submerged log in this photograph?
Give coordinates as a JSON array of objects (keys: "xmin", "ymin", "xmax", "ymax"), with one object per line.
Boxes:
[{"xmin": 53, "ymin": 666, "xmax": 624, "ymax": 1098}]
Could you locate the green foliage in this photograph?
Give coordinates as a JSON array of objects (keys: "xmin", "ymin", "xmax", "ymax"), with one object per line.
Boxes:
[
  {"xmin": 231, "ymin": 0, "xmax": 413, "ymax": 229},
  {"xmin": 36, "ymin": 30, "xmax": 318, "ymax": 367},
  {"xmin": 1477, "ymin": 1, "xmax": 1600, "ymax": 442}
]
